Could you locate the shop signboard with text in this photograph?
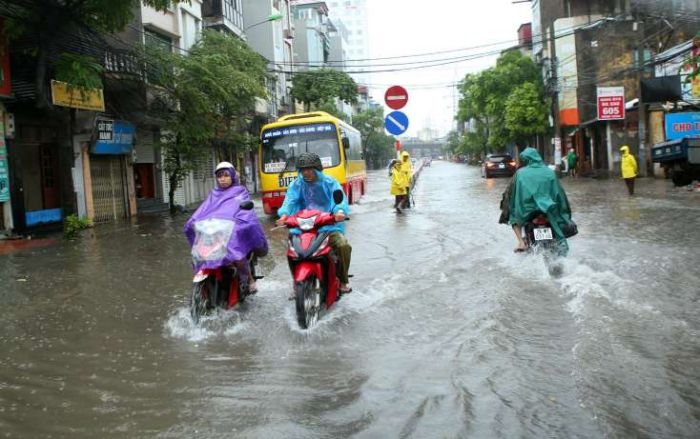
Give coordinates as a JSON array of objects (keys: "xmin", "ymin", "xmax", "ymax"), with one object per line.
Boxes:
[
  {"xmin": 597, "ymin": 86, "xmax": 625, "ymax": 120},
  {"xmin": 93, "ymin": 119, "xmax": 135, "ymax": 155},
  {"xmin": 51, "ymin": 80, "xmax": 105, "ymax": 112},
  {"xmin": 665, "ymin": 112, "xmax": 700, "ymax": 140}
]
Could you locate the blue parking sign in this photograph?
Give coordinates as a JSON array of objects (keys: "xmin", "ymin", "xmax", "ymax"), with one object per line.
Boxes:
[{"xmin": 384, "ymin": 111, "xmax": 409, "ymax": 136}]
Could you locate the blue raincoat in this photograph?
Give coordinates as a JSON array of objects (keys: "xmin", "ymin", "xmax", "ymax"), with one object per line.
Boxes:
[
  {"xmin": 184, "ymin": 166, "xmax": 268, "ymax": 272},
  {"xmin": 277, "ymin": 169, "xmax": 349, "ymax": 235}
]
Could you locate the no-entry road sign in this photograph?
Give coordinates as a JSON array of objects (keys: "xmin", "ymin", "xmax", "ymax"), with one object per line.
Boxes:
[
  {"xmin": 385, "ymin": 111, "xmax": 409, "ymax": 136},
  {"xmin": 384, "ymin": 85, "xmax": 408, "ymax": 110}
]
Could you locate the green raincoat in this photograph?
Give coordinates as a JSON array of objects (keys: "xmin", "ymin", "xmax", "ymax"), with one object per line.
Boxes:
[{"xmin": 508, "ymin": 148, "xmax": 572, "ymax": 254}]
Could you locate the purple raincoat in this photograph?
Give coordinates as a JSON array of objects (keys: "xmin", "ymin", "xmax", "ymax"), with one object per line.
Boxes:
[{"xmin": 183, "ymin": 167, "xmax": 268, "ymax": 273}]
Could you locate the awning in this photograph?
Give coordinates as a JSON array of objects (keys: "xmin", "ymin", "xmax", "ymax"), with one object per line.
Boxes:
[{"xmin": 566, "ymin": 118, "xmax": 603, "ymax": 137}]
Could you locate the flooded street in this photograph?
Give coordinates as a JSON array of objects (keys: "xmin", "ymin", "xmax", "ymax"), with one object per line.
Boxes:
[{"xmin": 1, "ymin": 161, "xmax": 699, "ymax": 438}]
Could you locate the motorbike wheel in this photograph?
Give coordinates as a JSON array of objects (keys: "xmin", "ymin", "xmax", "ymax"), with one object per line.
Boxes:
[
  {"xmin": 190, "ymin": 280, "xmax": 211, "ymax": 324},
  {"xmin": 295, "ymin": 277, "xmax": 322, "ymax": 329}
]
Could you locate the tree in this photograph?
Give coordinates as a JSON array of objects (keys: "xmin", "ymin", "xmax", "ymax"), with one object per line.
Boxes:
[
  {"xmin": 504, "ymin": 82, "xmax": 550, "ymax": 147},
  {"xmin": 2, "ymin": 0, "xmax": 178, "ymax": 106},
  {"xmin": 149, "ymin": 30, "xmax": 268, "ymax": 211},
  {"xmin": 354, "ymin": 107, "xmax": 395, "ymax": 169},
  {"xmin": 456, "ymin": 50, "xmax": 546, "ymax": 151},
  {"xmin": 316, "ymin": 99, "xmax": 351, "ymax": 122},
  {"xmin": 290, "ymin": 68, "xmax": 358, "ymax": 112}
]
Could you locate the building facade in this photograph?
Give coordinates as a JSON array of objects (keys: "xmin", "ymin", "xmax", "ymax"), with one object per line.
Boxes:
[
  {"xmin": 530, "ymin": 0, "xmax": 700, "ymax": 176},
  {"xmin": 326, "ymin": 0, "xmax": 370, "ymax": 87}
]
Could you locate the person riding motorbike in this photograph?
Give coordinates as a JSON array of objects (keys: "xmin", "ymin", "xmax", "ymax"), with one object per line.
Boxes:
[
  {"xmin": 184, "ymin": 161, "xmax": 268, "ymax": 293},
  {"xmin": 501, "ymin": 147, "xmax": 573, "ymax": 255},
  {"xmin": 275, "ymin": 152, "xmax": 352, "ymax": 295}
]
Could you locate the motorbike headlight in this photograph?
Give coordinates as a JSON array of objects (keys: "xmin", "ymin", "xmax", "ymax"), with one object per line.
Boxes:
[{"xmin": 297, "ymin": 216, "xmax": 317, "ymax": 231}]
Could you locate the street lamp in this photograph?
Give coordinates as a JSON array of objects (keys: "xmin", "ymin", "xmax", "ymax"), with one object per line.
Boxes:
[{"xmin": 244, "ymin": 12, "xmax": 283, "ymax": 33}]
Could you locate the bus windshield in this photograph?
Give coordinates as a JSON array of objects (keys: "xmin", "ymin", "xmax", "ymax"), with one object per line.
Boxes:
[{"xmin": 261, "ymin": 122, "xmax": 340, "ymax": 173}]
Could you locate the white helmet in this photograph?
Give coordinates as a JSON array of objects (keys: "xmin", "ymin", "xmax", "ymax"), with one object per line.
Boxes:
[{"xmin": 215, "ymin": 161, "xmax": 234, "ymax": 173}]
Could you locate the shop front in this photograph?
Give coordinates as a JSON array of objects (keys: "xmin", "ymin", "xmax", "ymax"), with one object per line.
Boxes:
[{"xmin": 88, "ymin": 119, "xmax": 135, "ymax": 223}]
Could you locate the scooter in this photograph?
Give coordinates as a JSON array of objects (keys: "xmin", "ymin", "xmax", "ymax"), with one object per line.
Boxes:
[
  {"xmin": 282, "ymin": 190, "xmax": 347, "ymax": 329},
  {"xmin": 189, "ymin": 200, "xmax": 262, "ymax": 324},
  {"xmin": 522, "ymin": 212, "xmax": 564, "ymax": 277},
  {"xmin": 523, "ymin": 212, "xmax": 557, "ymax": 252}
]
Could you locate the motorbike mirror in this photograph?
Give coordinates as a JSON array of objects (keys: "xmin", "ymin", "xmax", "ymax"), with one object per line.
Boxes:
[
  {"xmin": 240, "ymin": 200, "xmax": 254, "ymax": 210},
  {"xmin": 332, "ymin": 189, "xmax": 344, "ymax": 204}
]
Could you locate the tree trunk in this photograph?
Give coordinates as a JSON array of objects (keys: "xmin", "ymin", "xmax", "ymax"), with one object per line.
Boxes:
[
  {"xmin": 168, "ymin": 154, "xmax": 182, "ymax": 213},
  {"xmin": 35, "ymin": 44, "xmax": 50, "ymax": 109}
]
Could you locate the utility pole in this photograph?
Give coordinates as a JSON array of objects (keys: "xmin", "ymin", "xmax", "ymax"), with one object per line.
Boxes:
[
  {"xmin": 633, "ymin": 6, "xmax": 649, "ymax": 176},
  {"xmin": 549, "ymin": 23, "xmax": 562, "ymax": 172}
]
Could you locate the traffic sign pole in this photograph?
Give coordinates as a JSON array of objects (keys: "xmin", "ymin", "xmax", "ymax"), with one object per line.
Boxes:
[{"xmin": 384, "ymin": 86, "xmax": 409, "ymax": 157}]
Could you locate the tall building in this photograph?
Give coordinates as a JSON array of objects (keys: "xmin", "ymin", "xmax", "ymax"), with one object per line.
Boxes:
[
  {"xmin": 290, "ymin": 1, "xmax": 332, "ymax": 69},
  {"xmin": 325, "ymin": 0, "xmax": 370, "ymax": 87}
]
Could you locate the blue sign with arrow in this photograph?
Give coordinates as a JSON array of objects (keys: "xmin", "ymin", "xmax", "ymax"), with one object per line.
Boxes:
[{"xmin": 384, "ymin": 111, "xmax": 409, "ymax": 136}]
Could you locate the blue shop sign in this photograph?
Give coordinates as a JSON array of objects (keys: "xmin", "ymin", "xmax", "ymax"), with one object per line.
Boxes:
[
  {"xmin": 93, "ymin": 120, "xmax": 135, "ymax": 155},
  {"xmin": 26, "ymin": 208, "xmax": 62, "ymax": 227},
  {"xmin": 665, "ymin": 112, "xmax": 700, "ymax": 140}
]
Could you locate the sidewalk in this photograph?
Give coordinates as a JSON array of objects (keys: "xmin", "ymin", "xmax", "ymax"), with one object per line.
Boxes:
[{"xmin": 0, "ymin": 236, "xmax": 58, "ymax": 256}]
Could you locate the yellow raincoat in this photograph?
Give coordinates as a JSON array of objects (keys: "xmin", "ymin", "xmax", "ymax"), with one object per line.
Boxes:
[
  {"xmin": 400, "ymin": 151, "xmax": 413, "ymax": 185},
  {"xmin": 620, "ymin": 145, "xmax": 638, "ymax": 178},
  {"xmin": 391, "ymin": 163, "xmax": 408, "ymax": 195}
]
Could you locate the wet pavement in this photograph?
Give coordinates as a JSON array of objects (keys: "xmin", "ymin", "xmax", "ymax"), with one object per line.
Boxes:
[{"xmin": 1, "ymin": 162, "xmax": 699, "ymax": 438}]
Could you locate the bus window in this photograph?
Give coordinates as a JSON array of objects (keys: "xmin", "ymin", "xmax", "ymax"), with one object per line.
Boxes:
[
  {"xmin": 348, "ymin": 129, "xmax": 362, "ymax": 160},
  {"xmin": 261, "ymin": 122, "xmax": 341, "ymax": 173}
]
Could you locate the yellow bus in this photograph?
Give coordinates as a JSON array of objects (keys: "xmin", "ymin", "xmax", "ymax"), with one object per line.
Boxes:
[{"xmin": 258, "ymin": 112, "xmax": 367, "ymax": 215}]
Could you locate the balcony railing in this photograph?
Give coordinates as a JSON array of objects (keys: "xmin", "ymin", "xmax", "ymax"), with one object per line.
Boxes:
[{"xmin": 104, "ymin": 49, "xmax": 144, "ymax": 78}]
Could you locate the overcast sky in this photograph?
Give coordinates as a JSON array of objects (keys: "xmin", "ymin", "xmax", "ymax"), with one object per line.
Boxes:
[{"xmin": 364, "ymin": 0, "xmax": 533, "ymax": 138}]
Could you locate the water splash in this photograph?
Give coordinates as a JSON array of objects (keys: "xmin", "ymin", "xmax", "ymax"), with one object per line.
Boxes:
[{"xmin": 164, "ymin": 307, "xmax": 244, "ymax": 342}]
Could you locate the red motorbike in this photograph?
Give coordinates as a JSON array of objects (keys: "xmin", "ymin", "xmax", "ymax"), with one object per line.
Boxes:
[
  {"xmin": 189, "ymin": 201, "xmax": 261, "ymax": 324},
  {"xmin": 282, "ymin": 191, "xmax": 347, "ymax": 329}
]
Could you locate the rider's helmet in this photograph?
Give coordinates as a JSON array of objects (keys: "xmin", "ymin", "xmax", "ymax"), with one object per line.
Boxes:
[
  {"xmin": 214, "ymin": 161, "xmax": 239, "ymax": 186},
  {"xmin": 296, "ymin": 152, "xmax": 323, "ymax": 172},
  {"xmin": 215, "ymin": 161, "xmax": 235, "ymax": 174}
]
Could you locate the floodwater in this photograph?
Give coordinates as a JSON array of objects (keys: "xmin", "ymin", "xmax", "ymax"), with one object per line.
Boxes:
[{"xmin": 1, "ymin": 162, "xmax": 698, "ymax": 438}]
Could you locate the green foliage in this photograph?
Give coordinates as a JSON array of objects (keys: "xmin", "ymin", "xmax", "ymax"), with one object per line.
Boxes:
[
  {"xmin": 447, "ymin": 131, "xmax": 460, "ymax": 154},
  {"xmin": 147, "ymin": 30, "xmax": 268, "ymax": 210},
  {"xmin": 5, "ymin": 1, "xmax": 180, "ymax": 37},
  {"xmin": 456, "ymin": 50, "xmax": 548, "ymax": 151},
  {"xmin": 54, "ymin": 53, "xmax": 104, "ymax": 90},
  {"xmin": 290, "ymin": 68, "xmax": 358, "ymax": 111},
  {"xmin": 505, "ymin": 82, "xmax": 550, "ymax": 144},
  {"xmin": 354, "ymin": 107, "xmax": 395, "ymax": 168},
  {"xmin": 316, "ymin": 99, "xmax": 351, "ymax": 122},
  {"xmin": 63, "ymin": 214, "xmax": 92, "ymax": 239},
  {"xmin": 4, "ymin": 0, "xmax": 181, "ymax": 107}
]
